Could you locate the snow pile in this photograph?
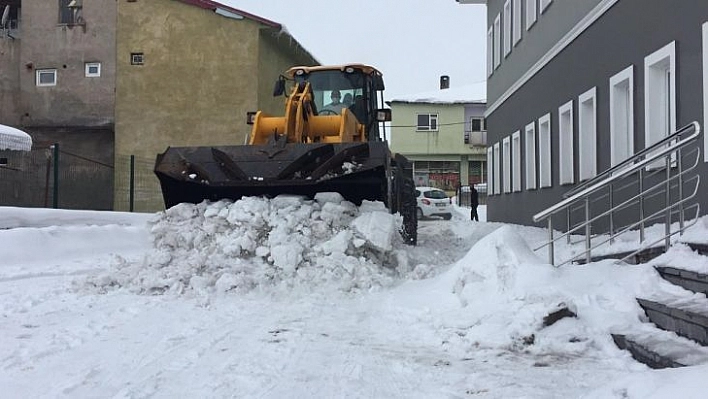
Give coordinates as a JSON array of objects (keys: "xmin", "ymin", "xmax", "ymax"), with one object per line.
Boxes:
[
  {"xmin": 435, "ymin": 226, "xmax": 671, "ymax": 359},
  {"xmin": 86, "ymin": 194, "xmax": 412, "ymax": 296}
]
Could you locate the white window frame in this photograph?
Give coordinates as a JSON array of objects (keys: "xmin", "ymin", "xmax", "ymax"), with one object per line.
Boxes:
[
  {"xmin": 503, "ymin": 136, "xmax": 512, "ymax": 193},
  {"xmin": 525, "ymin": 0, "xmax": 537, "ymax": 31},
  {"xmin": 470, "ymin": 117, "xmax": 485, "ymax": 132},
  {"xmin": 578, "ymin": 87, "xmax": 597, "ymax": 181},
  {"xmin": 513, "ymin": 0, "xmax": 522, "ymax": 46},
  {"xmin": 703, "ymin": 23, "xmax": 708, "ymax": 162},
  {"xmin": 85, "ymin": 62, "xmax": 101, "ymax": 77},
  {"xmin": 524, "ymin": 122, "xmax": 537, "ymax": 190},
  {"xmin": 131, "ymin": 52, "xmax": 144, "ymax": 65},
  {"xmin": 487, "ymin": 146, "xmax": 494, "ymax": 195},
  {"xmin": 609, "ymin": 65, "xmax": 634, "ymax": 167},
  {"xmin": 494, "ymin": 14, "xmax": 501, "ymax": 69},
  {"xmin": 558, "ymin": 100, "xmax": 574, "ymax": 185},
  {"xmin": 512, "ymin": 130, "xmax": 521, "ymax": 192},
  {"xmin": 540, "ymin": 0, "xmax": 552, "ymax": 14},
  {"xmin": 36, "ymin": 69, "xmax": 57, "ymax": 87},
  {"xmin": 503, "ymin": 0, "xmax": 512, "ymax": 58},
  {"xmin": 416, "ymin": 113, "xmax": 438, "ymax": 132},
  {"xmin": 487, "ymin": 25, "xmax": 494, "ymax": 77},
  {"xmin": 644, "ymin": 41, "xmax": 676, "ymax": 150},
  {"xmin": 494, "ymin": 142, "xmax": 501, "ymax": 195},
  {"xmin": 538, "ymin": 113, "xmax": 552, "ymax": 188}
]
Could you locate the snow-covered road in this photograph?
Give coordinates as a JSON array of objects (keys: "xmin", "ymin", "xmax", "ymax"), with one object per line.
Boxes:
[{"xmin": 2, "ymin": 202, "xmax": 707, "ymax": 398}]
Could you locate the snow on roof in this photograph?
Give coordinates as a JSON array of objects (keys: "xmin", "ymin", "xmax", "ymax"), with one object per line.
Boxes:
[
  {"xmin": 389, "ymin": 81, "xmax": 486, "ymax": 105},
  {"xmin": 0, "ymin": 123, "xmax": 32, "ymax": 151}
]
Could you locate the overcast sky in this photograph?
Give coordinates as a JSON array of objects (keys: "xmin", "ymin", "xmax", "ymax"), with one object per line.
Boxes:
[{"xmin": 220, "ymin": 0, "xmax": 487, "ymax": 100}]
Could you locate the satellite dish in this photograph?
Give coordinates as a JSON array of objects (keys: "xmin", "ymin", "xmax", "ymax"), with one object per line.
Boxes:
[{"xmin": 1, "ymin": 6, "xmax": 9, "ymax": 29}]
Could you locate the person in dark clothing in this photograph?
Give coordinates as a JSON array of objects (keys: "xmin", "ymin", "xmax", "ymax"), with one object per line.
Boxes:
[{"xmin": 470, "ymin": 186, "xmax": 479, "ymax": 221}]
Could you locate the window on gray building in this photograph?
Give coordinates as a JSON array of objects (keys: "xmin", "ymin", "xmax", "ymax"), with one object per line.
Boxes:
[
  {"xmin": 417, "ymin": 114, "xmax": 438, "ymax": 131},
  {"xmin": 85, "ymin": 62, "xmax": 101, "ymax": 77},
  {"xmin": 58, "ymin": 0, "xmax": 82, "ymax": 25},
  {"xmin": 36, "ymin": 69, "xmax": 57, "ymax": 86},
  {"xmin": 471, "ymin": 117, "xmax": 486, "ymax": 132}
]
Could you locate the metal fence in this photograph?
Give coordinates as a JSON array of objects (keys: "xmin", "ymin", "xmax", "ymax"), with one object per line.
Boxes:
[{"xmin": 0, "ymin": 143, "xmax": 164, "ymax": 212}]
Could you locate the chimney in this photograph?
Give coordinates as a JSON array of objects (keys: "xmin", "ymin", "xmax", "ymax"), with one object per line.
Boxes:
[{"xmin": 440, "ymin": 75, "xmax": 450, "ymax": 90}]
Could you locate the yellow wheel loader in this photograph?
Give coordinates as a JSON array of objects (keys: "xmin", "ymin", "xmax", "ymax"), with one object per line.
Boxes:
[{"xmin": 154, "ymin": 64, "xmax": 417, "ymax": 245}]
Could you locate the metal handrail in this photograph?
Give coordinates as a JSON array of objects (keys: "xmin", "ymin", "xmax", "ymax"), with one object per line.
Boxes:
[
  {"xmin": 571, "ymin": 176, "xmax": 700, "ymax": 265},
  {"xmin": 559, "ymin": 150, "xmax": 700, "ymax": 241},
  {"xmin": 562, "ymin": 122, "xmax": 699, "ymax": 199},
  {"xmin": 532, "ymin": 121, "xmax": 701, "ymax": 266}
]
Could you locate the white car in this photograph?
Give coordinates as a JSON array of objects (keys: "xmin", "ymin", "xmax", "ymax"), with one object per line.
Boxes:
[{"xmin": 415, "ymin": 186, "xmax": 452, "ymax": 220}]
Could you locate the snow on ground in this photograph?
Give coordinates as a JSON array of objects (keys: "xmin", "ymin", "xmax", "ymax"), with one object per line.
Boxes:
[{"xmin": 1, "ymin": 197, "xmax": 708, "ymax": 398}]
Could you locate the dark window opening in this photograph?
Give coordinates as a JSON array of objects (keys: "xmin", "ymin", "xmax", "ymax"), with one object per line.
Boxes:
[
  {"xmin": 58, "ymin": 0, "xmax": 82, "ymax": 25},
  {"xmin": 131, "ymin": 53, "xmax": 144, "ymax": 65}
]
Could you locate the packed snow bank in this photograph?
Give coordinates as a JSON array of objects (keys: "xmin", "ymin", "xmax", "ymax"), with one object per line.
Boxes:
[
  {"xmin": 0, "ymin": 206, "xmax": 153, "ymax": 229},
  {"xmin": 430, "ymin": 226, "xmax": 690, "ymax": 360},
  {"xmin": 86, "ymin": 194, "xmax": 413, "ymax": 296}
]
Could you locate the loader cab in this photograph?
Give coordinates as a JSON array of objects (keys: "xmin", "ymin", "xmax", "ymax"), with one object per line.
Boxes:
[{"xmin": 286, "ymin": 65, "xmax": 390, "ymax": 141}]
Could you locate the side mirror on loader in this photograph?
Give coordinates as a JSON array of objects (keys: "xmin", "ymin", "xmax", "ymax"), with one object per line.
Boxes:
[
  {"xmin": 273, "ymin": 77, "xmax": 286, "ymax": 97},
  {"xmin": 376, "ymin": 109, "xmax": 392, "ymax": 122}
]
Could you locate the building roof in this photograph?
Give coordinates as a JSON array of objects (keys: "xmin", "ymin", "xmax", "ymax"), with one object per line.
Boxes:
[
  {"xmin": 388, "ymin": 81, "xmax": 486, "ymax": 105},
  {"xmin": 177, "ymin": 0, "xmax": 319, "ymax": 63},
  {"xmin": 0, "ymin": 123, "xmax": 32, "ymax": 151}
]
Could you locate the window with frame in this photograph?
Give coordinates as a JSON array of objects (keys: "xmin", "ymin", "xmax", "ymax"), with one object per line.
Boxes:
[
  {"xmin": 512, "ymin": 131, "xmax": 521, "ymax": 192},
  {"xmin": 524, "ymin": 122, "xmax": 536, "ymax": 190},
  {"xmin": 58, "ymin": 0, "xmax": 82, "ymax": 25},
  {"xmin": 487, "ymin": 25, "xmax": 494, "ymax": 77},
  {"xmin": 493, "ymin": 142, "xmax": 501, "ymax": 195},
  {"xmin": 558, "ymin": 100, "xmax": 574, "ymax": 185},
  {"xmin": 487, "ymin": 146, "xmax": 494, "ymax": 196},
  {"xmin": 417, "ymin": 114, "xmax": 438, "ymax": 131},
  {"xmin": 85, "ymin": 62, "xmax": 101, "ymax": 77},
  {"xmin": 610, "ymin": 65, "xmax": 634, "ymax": 167},
  {"xmin": 503, "ymin": 0, "xmax": 512, "ymax": 58},
  {"xmin": 131, "ymin": 53, "xmax": 144, "ymax": 65},
  {"xmin": 471, "ymin": 117, "xmax": 485, "ymax": 132},
  {"xmin": 526, "ymin": 0, "xmax": 537, "ymax": 30},
  {"xmin": 579, "ymin": 87, "xmax": 597, "ymax": 181},
  {"xmin": 36, "ymin": 69, "xmax": 57, "ymax": 87},
  {"xmin": 538, "ymin": 113, "xmax": 552, "ymax": 188},
  {"xmin": 494, "ymin": 14, "xmax": 501, "ymax": 69},
  {"xmin": 513, "ymin": 0, "xmax": 522, "ymax": 46},
  {"xmin": 644, "ymin": 42, "xmax": 675, "ymax": 155},
  {"xmin": 503, "ymin": 136, "xmax": 511, "ymax": 193}
]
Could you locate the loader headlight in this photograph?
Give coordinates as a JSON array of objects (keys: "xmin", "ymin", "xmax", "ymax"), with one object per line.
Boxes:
[
  {"xmin": 345, "ymin": 67, "xmax": 355, "ymax": 73},
  {"xmin": 295, "ymin": 69, "xmax": 305, "ymax": 76}
]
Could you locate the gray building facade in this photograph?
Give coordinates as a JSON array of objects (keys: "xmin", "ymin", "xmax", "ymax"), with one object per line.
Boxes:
[
  {"xmin": 465, "ymin": 0, "xmax": 708, "ymax": 228},
  {"xmin": 0, "ymin": 0, "xmax": 117, "ymax": 209}
]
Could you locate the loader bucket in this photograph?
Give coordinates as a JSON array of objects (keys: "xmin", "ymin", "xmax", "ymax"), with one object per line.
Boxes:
[{"xmin": 154, "ymin": 141, "xmax": 391, "ymax": 209}]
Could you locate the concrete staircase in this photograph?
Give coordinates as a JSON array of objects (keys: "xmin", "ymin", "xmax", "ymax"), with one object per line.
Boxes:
[{"xmin": 611, "ymin": 243, "xmax": 708, "ymax": 368}]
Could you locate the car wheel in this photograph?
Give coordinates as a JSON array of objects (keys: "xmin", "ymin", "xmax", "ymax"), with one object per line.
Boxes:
[
  {"xmin": 442, "ymin": 214, "xmax": 452, "ymax": 220},
  {"xmin": 416, "ymin": 208, "xmax": 424, "ymax": 220}
]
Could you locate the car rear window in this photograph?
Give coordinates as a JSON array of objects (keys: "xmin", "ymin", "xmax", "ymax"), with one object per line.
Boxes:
[{"xmin": 423, "ymin": 190, "xmax": 447, "ymax": 199}]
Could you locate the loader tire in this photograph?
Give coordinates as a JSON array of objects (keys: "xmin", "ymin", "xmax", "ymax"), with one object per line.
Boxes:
[
  {"xmin": 399, "ymin": 174, "xmax": 418, "ymax": 245},
  {"xmin": 391, "ymin": 154, "xmax": 417, "ymax": 246}
]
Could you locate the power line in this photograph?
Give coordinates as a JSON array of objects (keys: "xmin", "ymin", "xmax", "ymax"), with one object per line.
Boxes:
[{"xmin": 389, "ymin": 121, "xmax": 468, "ymax": 128}]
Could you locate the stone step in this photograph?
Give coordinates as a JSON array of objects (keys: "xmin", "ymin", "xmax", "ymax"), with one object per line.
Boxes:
[
  {"xmin": 685, "ymin": 242, "xmax": 708, "ymax": 256},
  {"xmin": 637, "ymin": 298, "xmax": 708, "ymax": 346},
  {"xmin": 612, "ymin": 328, "xmax": 708, "ymax": 368},
  {"xmin": 578, "ymin": 246, "xmax": 666, "ymax": 265},
  {"xmin": 656, "ymin": 266, "xmax": 708, "ymax": 296},
  {"xmin": 576, "ymin": 241, "xmax": 708, "ymax": 266}
]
